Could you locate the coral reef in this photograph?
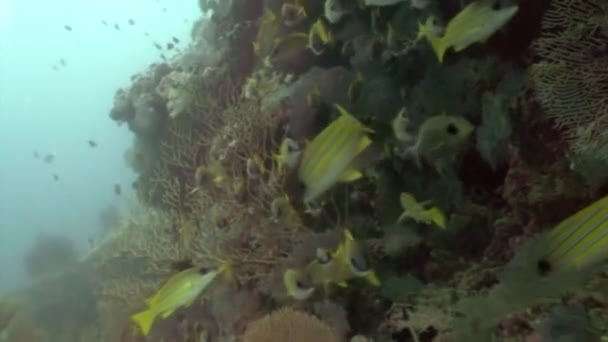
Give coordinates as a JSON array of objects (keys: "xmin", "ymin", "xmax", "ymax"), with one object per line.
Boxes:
[
  {"xmin": 531, "ymin": 0, "xmax": 608, "ymax": 162},
  {"xmin": 9, "ymin": 0, "xmax": 608, "ymax": 341},
  {"xmin": 241, "ymin": 307, "xmax": 341, "ymax": 342}
]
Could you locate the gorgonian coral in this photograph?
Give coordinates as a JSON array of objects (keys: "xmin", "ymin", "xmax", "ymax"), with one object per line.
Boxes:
[{"xmin": 530, "ymin": 0, "xmax": 608, "ymax": 160}]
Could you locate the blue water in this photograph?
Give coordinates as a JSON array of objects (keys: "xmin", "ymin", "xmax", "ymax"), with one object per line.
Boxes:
[{"xmin": 0, "ymin": 0, "xmax": 200, "ymax": 291}]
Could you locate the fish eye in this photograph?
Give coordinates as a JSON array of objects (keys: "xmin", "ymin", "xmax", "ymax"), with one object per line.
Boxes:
[
  {"xmin": 446, "ymin": 123, "xmax": 459, "ymax": 135},
  {"xmin": 350, "ymin": 256, "xmax": 367, "ymax": 272},
  {"xmin": 537, "ymin": 258, "xmax": 552, "ymax": 276}
]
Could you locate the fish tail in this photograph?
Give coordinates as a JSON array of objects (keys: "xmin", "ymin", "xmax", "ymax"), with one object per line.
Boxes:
[
  {"xmin": 130, "ymin": 309, "xmax": 157, "ymax": 336},
  {"xmin": 427, "ymin": 35, "xmax": 446, "ymax": 63},
  {"xmin": 283, "ymin": 269, "xmax": 298, "ymax": 297},
  {"xmin": 366, "ymin": 271, "xmax": 381, "ymax": 286},
  {"xmin": 427, "ymin": 207, "xmax": 447, "ymax": 229}
]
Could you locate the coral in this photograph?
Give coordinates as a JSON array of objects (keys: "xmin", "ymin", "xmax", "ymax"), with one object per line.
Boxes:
[
  {"xmin": 241, "ymin": 307, "xmax": 341, "ymax": 342},
  {"xmin": 530, "ymin": 0, "xmax": 608, "ymax": 160},
  {"xmin": 156, "ymin": 71, "xmax": 195, "ymax": 119}
]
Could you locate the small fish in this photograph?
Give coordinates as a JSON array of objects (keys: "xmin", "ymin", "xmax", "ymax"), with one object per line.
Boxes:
[
  {"xmin": 306, "ymin": 247, "xmax": 347, "ymax": 290},
  {"xmin": 331, "ymin": 229, "xmax": 381, "ymax": 286},
  {"xmin": 281, "ymin": 2, "xmax": 307, "ymax": 27},
  {"xmin": 397, "ymin": 193, "xmax": 446, "ymax": 229},
  {"xmin": 131, "ymin": 261, "xmax": 232, "ymax": 335},
  {"xmin": 298, "ymin": 105, "xmax": 374, "ymax": 203},
  {"xmin": 306, "ymin": 84, "xmax": 322, "ymax": 108},
  {"xmin": 53, "ymin": 174, "xmax": 59, "ymax": 181},
  {"xmin": 87, "ymin": 139, "xmax": 97, "ymax": 147},
  {"xmin": 273, "ymin": 137, "xmax": 301, "ymax": 174},
  {"xmin": 114, "ymin": 183, "xmax": 122, "ymax": 195},
  {"xmin": 385, "ymin": 23, "xmax": 411, "ymax": 56},
  {"xmin": 59, "ymin": 59, "xmax": 66, "ymax": 67},
  {"xmin": 246, "ymin": 155, "xmax": 265, "ymax": 180},
  {"xmin": 172, "ymin": 37, "xmax": 179, "ymax": 44},
  {"xmin": 270, "ymin": 195, "xmax": 298, "ymax": 223},
  {"xmin": 144, "ymin": 32, "xmax": 150, "ymax": 37},
  {"xmin": 190, "ymin": 161, "xmax": 227, "ymax": 194},
  {"xmin": 162, "ymin": 7, "xmax": 167, "ymax": 13},
  {"xmin": 128, "ymin": 18, "xmax": 135, "ymax": 25},
  {"xmin": 324, "ymin": 0, "xmax": 351, "ymax": 24},
  {"xmin": 154, "ymin": 42, "xmax": 163, "ymax": 50},
  {"xmin": 392, "ymin": 107, "xmax": 413, "ymax": 143},
  {"xmin": 405, "ymin": 114, "xmax": 474, "ymax": 175},
  {"xmin": 166, "ymin": 42, "xmax": 174, "ymax": 50},
  {"xmin": 64, "ymin": 25, "xmax": 72, "ymax": 31},
  {"xmin": 253, "ymin": 9, "xmax": 279, "ymax": 57},
  {"xmin": 43, "ymin": 153, "xmax": 55, "ymax": 164},
  {"xmin": 268, "ymin": 32, "xmax": 309, "ymax": 67},
  {"xmin": 308, "ymin": 18, "xmax": 332, "ymax": 55},
  {"xmin": 114, "ymin": 23, "xmax": 121, "ymax": 31},
  {"xmin": 538, "ymin": 194, "xmax": 608, "ymax": 274},
  {"xmin": 33, "ymin": 151, "xmax": 40, "ymax": 159},
  {"xmin": 101, "ymin": 20, "xmax": 108, "ymax": 26},
  {"xmin": 52, "ymin": 65, "xmax": 59, "ymax": 71},
  {"xmin": 347, "ymin": 72, "xmax": 363, "ymax": 103},
  {"xmin": 417, "ymin": 0, "xmax": 519, "ymax": 62},
  {"xmin": 283, "ymin": 268, "xmax": 316, "ymax": 300}
]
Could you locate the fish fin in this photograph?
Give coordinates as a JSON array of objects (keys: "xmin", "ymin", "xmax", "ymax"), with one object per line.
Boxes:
[
  {"xmin": 160, "ymin": 309, "xmax": 175, "ymax": 319},
  {"xmin": 131, "ymin": 309, "xmax": 157, "ymax": 336},
  {"xmin": 338, "ymin": 168, "xmax": 363, "ymax": 182},
  {"xmin": 358, "ymin": 135, "xmax": 373, "ymax": 154},
  {"xmin": 427, "ymin": 207, "xmax": 447, "ymax": 229},
  {"xmin": 366, "ymin": 271, "xmax": 381, "ymax": 286},
  {"xmin": 336, "ymin": 281, "xmax": 348, "ymax": 288},
  {"xmin": 396, "ymin": 211, "xmax": 408, "ymax": 224},
  {"xmin": 428, "ymin": 36, "xmax": 447, "ymax": 63}
]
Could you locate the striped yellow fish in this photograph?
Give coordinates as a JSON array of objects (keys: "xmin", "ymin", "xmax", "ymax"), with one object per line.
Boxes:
[
  {"xmin": 131, "ymin": 261, "xmax": 232, "ymax": 335},
  {"xmin": 541, "ymin": 194, "xmax": 608, "ymax": 273},
  {"xmin": 417, "ymin": 0, "xmax": 519, "ymax": 62},
  {"xmin": 298, "ymin": 105, "xmax": 374, "ymax": 203}
]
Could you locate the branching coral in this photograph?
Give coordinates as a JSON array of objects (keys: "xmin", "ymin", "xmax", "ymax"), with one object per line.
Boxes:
[{"xmin": 530, "ymin": 0, "xmax": 608, "ymax": 160}]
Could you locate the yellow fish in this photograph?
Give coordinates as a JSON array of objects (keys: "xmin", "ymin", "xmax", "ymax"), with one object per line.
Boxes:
[
  {"xmin": 246, "ymin": 154, "xmax": 266, "ymax": 180},
  {"xmin": 308, "ymin": 18, "xmax": 332, "ymax": 55},
  {"xmin": 273, "ymin": 137, "xmax": 301, "ymax": 174},
  {"xmin": 131, "ymin": 261, "xmax": 232, "ymax": 335},
  {"xmin": 253, "ymin": 9, "xmax": 278, "ymax": 57},
  {"xmin": 298, "ymin": 105, "xmax": 374, "ymax": 203},
  {"xmin": 540, "ymin": 194, "xmax": 608, "ymax": 273},
  {"xmin": 284, "ymin": 231, "xmax": 379, "ymax": 300},
  {"xmin": 306, "ymin": 247, "xmax": 348, "ymax": 290},
  {"xmin": 417, "ymin": 0, "xmax": 519, "ymax": 62},
  {"xmin": 406, "ymin": 114, "xmax": 474, "ymax": 175},
  {"xmin": 332, "ymin": 229, "xmax": 381, "ymax": 286},
  {"xmin": 268, "ymin": 32, "xmax": 309, "ymax": 67},
  {"xmin": 283, "ymin": 268, "xmax": 316, "ymax": 300},
  {"xmin": 392, "ymin": 107, "xmax": 413, "ymax": 143},
  {"xmin": 281, "ymin": 1, "xmax": 307, "ymax": 28},
  {"xmin": 270, "ymin": 195, "xmax": 299, "ymax": 223},
  {"xmin": 397, "ymin": 192, "xmax": 447, "ymax": 229}
]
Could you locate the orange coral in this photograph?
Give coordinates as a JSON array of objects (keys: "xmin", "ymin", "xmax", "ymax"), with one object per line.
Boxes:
[
  {"xmin": 241, "ymin": 307, "xmax": 342, "ymax": 342},
  {"xmin": 530, "ymin": 0, "xmax": 608, "ymax": 159}
]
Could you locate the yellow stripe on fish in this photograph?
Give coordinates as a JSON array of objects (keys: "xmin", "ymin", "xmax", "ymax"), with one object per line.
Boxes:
[
  {"xmin": 298, "ymin": 105, "xmax": 374, "ymax": 203},
  {"xmin": 542, "ymin": 194, "xmax": 608, "ymax": 272}
]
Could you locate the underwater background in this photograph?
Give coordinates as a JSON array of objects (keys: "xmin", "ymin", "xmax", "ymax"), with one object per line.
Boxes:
[{"xmin": 1, "ymin": 0, "xmax": 608, "ymax": 341}]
